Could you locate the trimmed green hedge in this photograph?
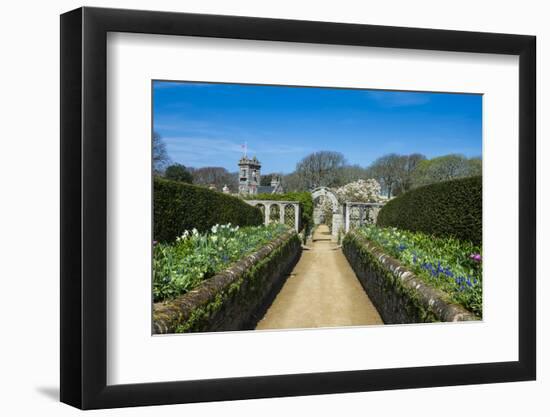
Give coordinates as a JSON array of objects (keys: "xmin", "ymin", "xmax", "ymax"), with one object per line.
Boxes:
[
  {"xmin": 248, "ymin": 192, "xmax": 314, "ymax": 234},
  {"xmin": 154, "ymin": 178, "xmax": 263, "ymax": 243},
  {"xmin": 377, "ymin": 176, "xmax": 482, "ymax": 245}
]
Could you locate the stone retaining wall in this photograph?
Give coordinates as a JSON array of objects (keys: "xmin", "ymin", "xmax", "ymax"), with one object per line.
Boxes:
[
  {"xmin": 343, "ymin": 231, "xmax": 478, "ymax": 324},
  {"xmin": 153, "ymin": 229, "xmax": 302, "ymax": 333}
]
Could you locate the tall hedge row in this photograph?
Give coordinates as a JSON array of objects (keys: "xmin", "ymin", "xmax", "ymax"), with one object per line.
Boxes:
[
  {"xmin": 249, "ymin": 192, "xmax": 314, "ymax": 233},
  {"xmin": 154, "ymin": 178, "xmax": 263, "ymax": 243},
  {"xmin": 377, "ymin": 176, "xmax": 482, "ymax": 245}
]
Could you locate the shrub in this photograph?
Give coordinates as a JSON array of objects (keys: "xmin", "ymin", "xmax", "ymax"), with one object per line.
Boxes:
[
  {"xmin": 377, "ymin": 176, "xmax": 482, "ymax": 245},
  {"xmin": 248, "ymin": 192, "xmax": 314, "ymax": 234},
  {"xmin": 164, "ymin": 163, "xmax": 193, "ymax": 183},
  {"xmin": 154, "ymin": 178, "xmax": 262, "ymax": 243}
]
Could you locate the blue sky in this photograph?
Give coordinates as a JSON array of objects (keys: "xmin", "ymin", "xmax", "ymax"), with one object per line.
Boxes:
[{"xmin": 153, "ymin": 81, "xmax": 482, "ymax": 174}]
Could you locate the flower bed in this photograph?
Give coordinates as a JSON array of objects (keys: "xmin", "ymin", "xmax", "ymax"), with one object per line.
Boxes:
[
  {"xmin": 356, "ymin": 225, "xmax": 482, "ymax": 317},
  {"xmin": 154, "ymin": 223, "xmax": 289, "ymax": 302},
  {"xmin": 153, "ymin": 228, "xmax": 302, "ymax": 333}
]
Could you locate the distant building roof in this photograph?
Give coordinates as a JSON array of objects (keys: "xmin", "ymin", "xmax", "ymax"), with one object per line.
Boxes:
[{"xmin": 257, "ymin": 185, "xmax": 276, "ymax": 194}]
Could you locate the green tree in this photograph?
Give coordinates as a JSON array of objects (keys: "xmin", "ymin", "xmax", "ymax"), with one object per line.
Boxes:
[
  {"xmin": 165, "ymin": 163, "xmax": 193, "ymax": 183},
  {"xmin": 336, "ymin": 164, "xmax": 371, "ymax": 186},
  {"xmin": 367, "ymin": 153, "xmax": 403, "ymax": 198},
  {"xmin": 412, "ymin": 154, "xmax": 480, "ymax": 188},
  {"xmin": 190, "ymin": 166, "xmax": 238, "ymax": 191},
  {"xmin": 281, "ymin": 172, "xmax": 304, "ymax": 192},
  {"xmin": 468, "ymin": 157, "xmax": 482, "ymax": 176},
  {"xmin": 393, "ymin": 153, "xmax": 426, "ymax": 195}
]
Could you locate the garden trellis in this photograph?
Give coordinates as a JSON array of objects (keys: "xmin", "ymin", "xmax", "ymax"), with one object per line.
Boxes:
[
  {"xmin": 344, "ymin": 202, "xmax": 385, "ymax": 232},
  {"xmin": 245, "ymin": 200, "xmax": 301, "ymax": 232}
]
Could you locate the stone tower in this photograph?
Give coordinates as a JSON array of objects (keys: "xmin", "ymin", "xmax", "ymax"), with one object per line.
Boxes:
[{"xmin": 238, "ymin": 155, "xmax": 261, "ymax": 195}]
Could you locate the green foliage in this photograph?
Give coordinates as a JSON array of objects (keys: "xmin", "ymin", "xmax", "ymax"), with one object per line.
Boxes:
[
  {"xmin": 153, "ymin": 223, "xmax": 289, "ymax": 302},
  {"xmin": 154, "ymin": 178, "xmax": 262, "ymax": 243},
  {"xmin": 377, "ymin": 176, "xmax": 482, "ymax": 245},
  {"xmin": 249, "ymin": 192, "xmax": 314, "ymax": 234},
  {"xmin": 357, "ymin": 225, "xmax": 482, "ymax": 316},
  {"xmin": 368, "ymin": 153, "xmax": 426, "ymax": 198},
  {"xmin": 412, "ymin": 154, "xmax": 481, "ymax": 188},
  {"xmin": 164, "ymin": 163, "xmax": 193, "ymax": 183},
  {"xmin": 467, "ymin": 157, "xmax": 482, "ymax": 177}
]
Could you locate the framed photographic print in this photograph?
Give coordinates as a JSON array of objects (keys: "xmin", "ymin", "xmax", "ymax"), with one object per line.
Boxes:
[{"xmin": 60, "ymin": 6, "xmax": 536, "ymax": 409}]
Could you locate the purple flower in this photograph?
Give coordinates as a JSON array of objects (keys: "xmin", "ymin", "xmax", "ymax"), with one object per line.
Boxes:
[
  {"xmin": 153, "ymin": 240, "xmax": 158, "ymax": 246},
  {"xmin": 469, "ymin": 253, "xmax": 482, "ymax": 262}
]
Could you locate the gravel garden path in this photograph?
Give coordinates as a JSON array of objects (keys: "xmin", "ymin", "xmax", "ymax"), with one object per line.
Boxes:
[{"xmin": 255, "ymin": 224, "xmax": 383, "ymax": 330}]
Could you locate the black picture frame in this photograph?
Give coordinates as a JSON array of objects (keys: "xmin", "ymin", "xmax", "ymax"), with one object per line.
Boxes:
[{"xmin": 60, "ymin": 6, "xmax": 536, "ymax": 410}]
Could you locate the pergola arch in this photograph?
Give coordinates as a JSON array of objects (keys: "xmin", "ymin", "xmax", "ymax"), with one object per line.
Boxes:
[
  {"xmin": 311, "ymin": 187, "xmax": 343, "ymax": 236},
  {"xmin": 311, "ymin": 187, "xmax": 339, "ymax": 213}
]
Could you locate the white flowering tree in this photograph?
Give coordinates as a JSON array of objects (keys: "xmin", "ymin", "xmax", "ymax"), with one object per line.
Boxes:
[
  {"xmin": 334, "ymin": 178, "xmax": 382, "ymax": 203},
  {"xmin": 318, "ymin": 179, "xmax": 382, "ymax": 228},
  {"xmin": 316, "ymin": 195, "xmax": 334, "ymax": 226}
]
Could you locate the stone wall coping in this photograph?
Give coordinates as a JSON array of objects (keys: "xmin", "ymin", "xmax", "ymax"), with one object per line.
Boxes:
[
  {"xmin": 245, "ymin": 200, "xmax": 300, "ymax": 205},
  {"xmin": 344, "ymin": 202, "xmax": 385, "ymax": 206}
]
